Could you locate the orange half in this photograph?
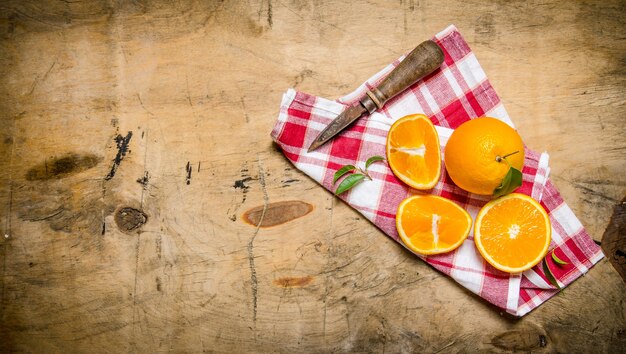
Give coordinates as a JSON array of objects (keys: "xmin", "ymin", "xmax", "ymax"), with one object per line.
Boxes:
[
  {"xmin": 396, "ymin": 195, "xmax": 472, "ymax": 255},
  {"xmin": 474, "ymin": 193, "xmax": 551, "ymax": 273},
  {"xmin": 386, "ymin": 114, "xmax": 441, "ymax": 190}
]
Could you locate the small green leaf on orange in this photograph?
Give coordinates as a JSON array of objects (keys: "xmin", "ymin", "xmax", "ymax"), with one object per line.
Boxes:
[{"xmin": 493, "ymin": 167, "xmax": 522, "ymax": 198}]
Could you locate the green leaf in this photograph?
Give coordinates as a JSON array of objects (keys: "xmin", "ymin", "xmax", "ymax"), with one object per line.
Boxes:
[
  {"xmin": 543, "ymin": 258, "xmax": 561, "ymax": 290},
  {"xmin": 365, "ymin": 155, "xmax": 385, "ymax": 170},
  {"xmin": 493, "ymin": 167, "xmax": 523, "ymax": 198},
  {"xmin": 335, "ymin": 173, "xmax": 366, "ymax": 195},
  {"xmin": 333, "ymin": 165, "xmax": 356, "ymax": 184},
  {"xmin": 551, "ymin": 250, "xmax": 569, "ymax": 265}
]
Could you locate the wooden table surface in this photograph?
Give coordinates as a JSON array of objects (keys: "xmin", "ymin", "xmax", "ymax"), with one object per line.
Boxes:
[{"xmin": 1, "ymin": 1, "xmax": 624, "ymax": 352}]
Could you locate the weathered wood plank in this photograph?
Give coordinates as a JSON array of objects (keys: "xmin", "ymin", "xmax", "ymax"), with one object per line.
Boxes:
[{"xmin": 0, "ymin": 0, "xmax": 624, "ymax": 352}]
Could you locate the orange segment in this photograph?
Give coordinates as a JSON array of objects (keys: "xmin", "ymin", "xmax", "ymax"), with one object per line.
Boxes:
[
  {"xmin": 386, "ymin": 114, "xmax": 441, "ymax": 189},
  {"xmin": 474, "ymin": 193, "xmax": 551, "ymax": 273},
  {"xmin": 396, "ymin": 195, "xmax": 472, "ymax": 255}
]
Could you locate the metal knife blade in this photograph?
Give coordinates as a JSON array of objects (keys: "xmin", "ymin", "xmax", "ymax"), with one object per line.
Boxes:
[
  {"xmin": 306, "ymin": 40, "xmax": 444, "ymax": 152},
  {"xmin": 307, "ymin": 104, "xmax": 367, "ymax": 152}
]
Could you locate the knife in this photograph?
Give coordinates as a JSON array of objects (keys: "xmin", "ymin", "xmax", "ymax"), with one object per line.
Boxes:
[{"xmin": 307, "ymin": 40, "xmax": 445, "ymax": 152}]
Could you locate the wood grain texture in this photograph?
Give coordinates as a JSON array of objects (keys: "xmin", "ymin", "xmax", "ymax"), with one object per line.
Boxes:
[
  {"xmin": 0, "ymin": 0, "xmax": 624, "ymax": 352},
  {"xmin": 601, "ymin": 196, "xmax": 626, "ymax": 281}
]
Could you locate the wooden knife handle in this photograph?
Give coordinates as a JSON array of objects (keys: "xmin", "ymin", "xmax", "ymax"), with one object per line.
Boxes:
[{"xmin": 360, "ymin": 40, "xmax": 444, "ymax": 114}]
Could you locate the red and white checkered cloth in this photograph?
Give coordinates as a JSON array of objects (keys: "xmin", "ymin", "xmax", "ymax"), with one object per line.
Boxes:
[{"xmin": 270, "ymin": 25, "xmax": 604, "ymax": 316}]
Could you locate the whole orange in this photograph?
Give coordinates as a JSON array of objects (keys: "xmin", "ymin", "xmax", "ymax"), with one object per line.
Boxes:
[{"xmin": 444, "ymin": 117, "xmax": 524, "ymax": 195}]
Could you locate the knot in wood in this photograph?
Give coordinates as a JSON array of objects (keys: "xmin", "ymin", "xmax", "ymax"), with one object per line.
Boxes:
[{"xmin": 115, "ymin": 207, "xmax": 147, "ymax": 232}]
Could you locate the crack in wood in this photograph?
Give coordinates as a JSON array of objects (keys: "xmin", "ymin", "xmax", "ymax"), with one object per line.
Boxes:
[
  {"xmin": 321, "ymin": 197, "xmax": 334, "ymax": 345},
  {"xmin": 132, "ymin": 232, "xmax": 140, "ymax": 346},
  {"xmin": 20, "ymin": 207, "xmax": 64, "ymax": 221},
  {"xmin": 140, "ymin": 129, "xmax": 149, "ymax": 209},
  {"xmin": 136, "ymin": 171, "xmax": 150, "ymax": 189},
  {"xmin": 27, "ymin": 58, "xmax": 57, "ymax": 96},
  {"xmin": 105, "ymin": 132, "xmax": 132, "ymax": 181},
  {"xmin": 2, "ymin": 108, "xmax": 18, "ymax": 313},
  {"xmin": 233, "ymin": 176, "xmax": 253, "ymax": 191},
  {"xmin": 247, "ymin": 156, "xmax": 268, "ymax": 332},
  {"xmin": 185, "ymin": 161, "xmax": 192, "ymax": 185},
  {"xmin": 267, "ymin": 0, "xmax": 272, "ymax": 28},
  {"xmin": 240, "ymin": 96, "xmax": 250, "ymax": 123}
]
